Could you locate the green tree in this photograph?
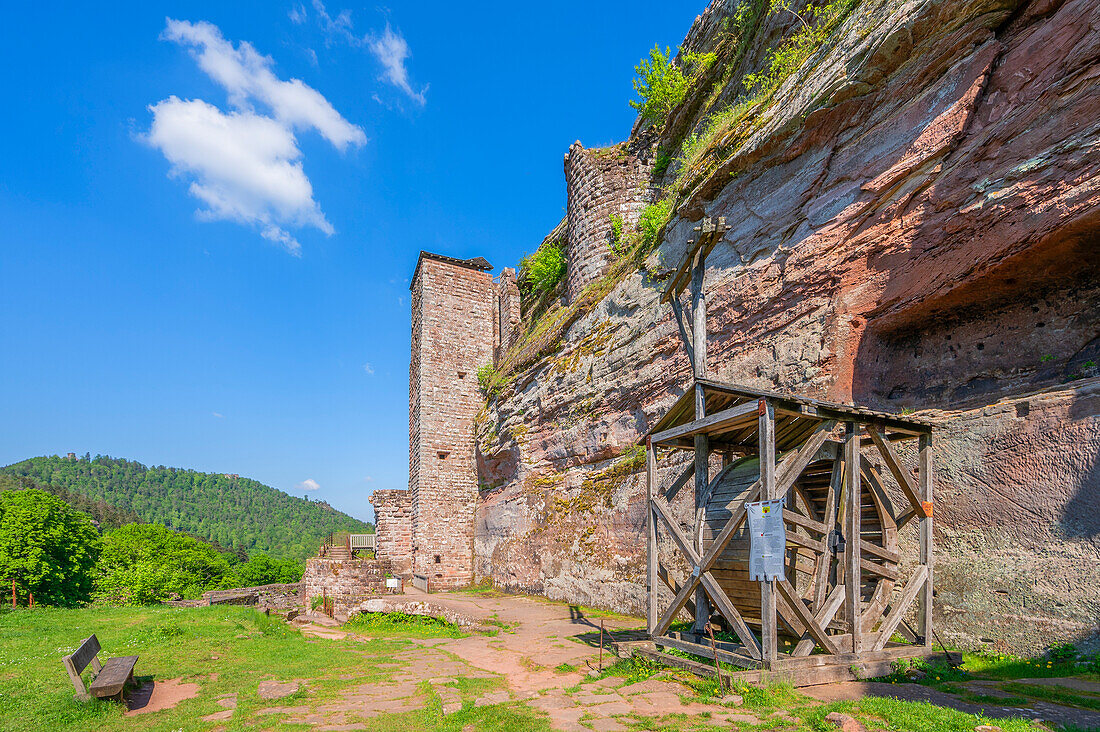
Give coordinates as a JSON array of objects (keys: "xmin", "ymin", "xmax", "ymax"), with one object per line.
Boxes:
[
  {"xmin": 228, "ymin": 554, "xmax": 303, "ymax": 586},
  {"xmin": 630, "ymin": 45, "xmax": 688, "ymax": 126},
  {"xmin": 0, "ymin": 489, "xmax": 101, "ymax": 606},
  {"xmin": 1, "ymin": 456, "xmax": 371, "ymax": 561},
  {"xmin": 94, "ymin": 523, "xmax": 231, "ymax": 605}
]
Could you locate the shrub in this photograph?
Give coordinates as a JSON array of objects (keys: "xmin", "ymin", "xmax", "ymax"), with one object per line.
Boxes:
[
  {"xmin": 1048, "ymin": 642, "xmax": 1078, "ymax": 664},
  {"xmin": 93, "ymin": 523, "xmax": 232, "ymax": 604},
  {"xmin": 630, "ymin": 45, "xmax": 688, "ymax": 125},
  {"xmin": 521, "ymin": 242, "xmax": 566, "ymax": 293},
  {"xmin": 608, "ymin": 214, "xmax": 625, "ymax": 255},
  {"xmin": 477, "ymin": 364, "xmax": 497, "ymax": 394},
  {"xmin": 631, "ymin": 46, "xmax": 716, "ymax": 126},
  {"xmin": 638, "ymin": 198, "xmax": 674, "ymax": 251}
]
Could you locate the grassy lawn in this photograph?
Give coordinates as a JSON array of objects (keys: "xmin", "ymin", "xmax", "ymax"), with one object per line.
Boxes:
[{"xmin": 0, "ymin": 605, "xmax": 547, "ymax": 732}]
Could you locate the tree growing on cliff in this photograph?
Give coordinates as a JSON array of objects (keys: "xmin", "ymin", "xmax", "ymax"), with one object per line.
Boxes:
[
  {"xmin": 520, "ymin": 242, "xmax": 566, "ymax": 293},
  {"xmin": 0, "ymin": 489, "xmax": 101, "ymax": 606},
  {"xmin": 631, "ymin": 47, "xmax": 715, "ymax": 126}
]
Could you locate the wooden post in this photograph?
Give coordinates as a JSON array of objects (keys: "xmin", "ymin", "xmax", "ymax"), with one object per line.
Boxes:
[
  {"xmin": 919, "ymin": 433, "xmax": 933, "ymax": 648},
  {"xmin": 844, "ymin": 422, "xmax": 862, "ymax": 654},
  {"xmin": 10, "ymin": 578, "xmax": 14, "ymax": 609},
  {"xmin": 691, "ymin": 248, "xmax": 711, "ymax": 636},
  {"xmin": 759, "ymin": 399, "xmax": 778, "ymax": 668},
  {"xmin": 647, "ymin": 438, "xmax": 658, "ymax": 635}
]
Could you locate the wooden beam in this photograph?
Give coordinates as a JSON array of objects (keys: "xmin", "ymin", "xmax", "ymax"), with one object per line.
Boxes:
[
  {"xmin": 793, "ymin": 583, "xmax": 846, "ymax": 656},
  {"xmin": 656, "ymin": 635, "xmax": 758, "ymax": 670},
  {"xmin": 919, "ymin": 433, "xmax": 933, "ymax": 648},
  {"xmin": 650, "ymin": 498, "xmax": 761, "ymax": 658},
  {"xmin": 668, "ymin": 295, "xmax": 694, "ymax": 373},
  {"xmin": 777, "ymin": 579, "xmax": 839, "ymax": 654},
  {"xmin": 647, "ymin": 439, "xmax": 658, "ymax": 635},
  {"xmin": 650, "ymin": 401, "xmax": 759, "ymax": 446},
  {"xmin": 868, "ymin": 427, "xmax": 925, "ymax": 515},
  {"xmin": 844, "ymin": 422, "xmax": 862, "ymax": 654},
  {"xmin": 759, "ymin": 399, "xmax": 778, "ymax": 669},
  {"xmin": 813, "ymin": 457, "xmax": 842, "ymax": 611},
  {"xmin": 649, "ymin": 419, "xmax": 836, "ymax": 640},
  {"xmin": 694, "ymin": 429, "xmax": 711, "ymax": 634},
  {"xmin": 691, "ymin": 255, "xmax": 707, "ymax": 379},
  {"xmin": 663, "ymin": 463, "xmax": 694, "ymax": 502},
  {"xmin": 657, "ymin": 563, "xmax": 696, "ymax": 618},
  {"xmin": 872, "ymin": 566, "xmax": 929, "ymax": 651}
]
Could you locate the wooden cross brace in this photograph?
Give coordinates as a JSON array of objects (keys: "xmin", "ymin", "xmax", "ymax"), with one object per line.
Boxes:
[{"xmin": 649, "ymin": 417, "xmax": 838, "ymax": 658}]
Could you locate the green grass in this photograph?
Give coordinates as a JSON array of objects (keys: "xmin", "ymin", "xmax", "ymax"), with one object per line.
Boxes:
[
  {"xmin": 0, "ymin": 604, "xmax": 401, "ymax": 731},
  {"xmin": 803, "ymin": 697, "xmax": 1043, "ymax": 732},
  {"xmin": 343, "ymin": 611, "xmax": 469, "ymax": 639},
  {"xmin": 963, "ymin": 651, "xmax": 1099, "ymax": 680},
  {"xmin": 0, "ymin": 604, "xmax": 548, "ymax": 732},
  {"xmin": 1000, "ymin": 681, "xmax": 1100, "ymax": 711}
]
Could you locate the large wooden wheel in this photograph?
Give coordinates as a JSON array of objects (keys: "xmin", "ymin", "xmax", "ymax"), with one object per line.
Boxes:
[{"xmin": 702, "ymin": 443, "xmax": 901, "ymax": 645}]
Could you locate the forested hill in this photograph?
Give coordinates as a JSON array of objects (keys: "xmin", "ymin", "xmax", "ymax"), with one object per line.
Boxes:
[{"xmin": 1, "ymin": 456, "xmax": 372, "ymax": 560}]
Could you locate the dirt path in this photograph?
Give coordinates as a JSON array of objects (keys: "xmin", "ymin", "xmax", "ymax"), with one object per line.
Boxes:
[{"xmin": 285, "ymin": 590, "xmax": 758, "ymax": 730}]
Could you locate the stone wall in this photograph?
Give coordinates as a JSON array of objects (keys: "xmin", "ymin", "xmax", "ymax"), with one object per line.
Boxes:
[
  {"xmin": 370, "ymin": 489, "xmax": 413, "ymax": 576},
  {"xmin": 302, "ymin": 558, "xmax": 391, "ymax": 616},
  {"xmin": 472, "ymin": 0, "xmax": 1100, "ymax": 655},
  {"xmin": 203, "ymin": 583, "xmax": 302, "ymax": 609},
  {"xmin": 563, "ymin": 139, "xmax": 656, "ymax": 303},
  {"xmin": 496, "ymin": 268, "xmax": 522, "ymax": 364},
  {"xmin": 408, "ymin": 253, "xmax": 497, "ymax": 589}
]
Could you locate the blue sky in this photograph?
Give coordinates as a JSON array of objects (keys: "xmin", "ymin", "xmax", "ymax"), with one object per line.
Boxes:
[{"xmin": 0, "ymin": 1, "xmax": 700, "ymax": 523}]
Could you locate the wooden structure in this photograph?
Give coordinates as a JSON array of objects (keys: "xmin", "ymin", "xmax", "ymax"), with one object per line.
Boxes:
[
  {"xmin": 641, "ymin": 219, "xmax": 938, "ymax": 686},
  {"xmin": 62, "ymin": 634, "xmax": 138, "ymax": 701}
]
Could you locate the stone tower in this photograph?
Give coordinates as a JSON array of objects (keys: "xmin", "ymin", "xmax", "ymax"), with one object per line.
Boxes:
[
  {"xmin": 406, "ymin": 252, "xmax": 496, "ymax": 589},
  {"xmin": 563, "ymin": 139, "xmax": 656, "ymax": 303}
]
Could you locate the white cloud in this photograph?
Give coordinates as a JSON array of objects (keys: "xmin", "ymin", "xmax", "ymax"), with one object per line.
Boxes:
[
  {"xmin": 369, "ymin": 25, "xmax": 426, "ymax": 105},
  {"xmin": 363, "ymin": 476, "xmax": 374, "ymax": 482},
  {"xmin": 299, "ymin": 2, "xmax": 426, "ymax": 105},
  {"xmin": 212, "ymin": 411, "xmax": 224, "ymax": 418},
  {"xmin": 298, "ymin": 478, "xmax": 321, "ymax": 491},
  {"xmin": 162, "ymin": 19, "xmax": 366, "ymax": 150},
  {"xmin": 362, "ymin": 362, "xmax": 374, "ymax": 375},
  {"xmin": 288, "ymin": 4, "xmax": 307, "ymax": 24},
  {"xmin": 144, "ymin": 19, "xmax": 364, "ymax": 254}
]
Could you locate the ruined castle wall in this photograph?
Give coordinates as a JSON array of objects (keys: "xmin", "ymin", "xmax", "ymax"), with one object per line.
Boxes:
[
  {"xmin": 496, "ymin": 268, "xmax": 522, "ymax": 363},
  {"xmin": 370, "ymin": 489, "xmax": 413, "ymax": 577},
  {"xmin": 563, "ymin": 142, "xmax": 656, "ymax": 303},
  {"xmin": 409, "ymin": 257, "xmax": 496, "ymax": 589},
  {"xmin": 474, "ymin": 0, "xmax": 1100, "ymax": 654},
  {"xmin": 302, "ymin": 558, "xmax": 391, "ymax": 616}
]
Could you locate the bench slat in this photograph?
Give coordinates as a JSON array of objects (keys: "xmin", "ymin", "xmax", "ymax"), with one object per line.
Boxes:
[
  {"xmin": 89, "ymin": 656, "xmax": 138, "ymax": 698},
  {"xmin": 66, "ymin": 634, "xmax": 101, "ymax": 676}
]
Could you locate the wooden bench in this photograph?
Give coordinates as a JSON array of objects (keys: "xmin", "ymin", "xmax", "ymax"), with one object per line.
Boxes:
[{"xmin": 62, "ymin": 634, "xmax": 138, "ymax": 701}]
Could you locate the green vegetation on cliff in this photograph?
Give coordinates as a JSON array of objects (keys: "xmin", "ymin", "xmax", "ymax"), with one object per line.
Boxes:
[{"xmin": 1, "ymin": 455, "xmax": 370, "ymax": 561}]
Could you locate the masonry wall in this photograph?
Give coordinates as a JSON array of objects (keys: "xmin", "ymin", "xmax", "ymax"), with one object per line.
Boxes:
[
  {"xmin": 563, "ymin": 140, "xmax": 656, "ymax": 303},
  {"xmin": 370, "ymin": 489, "xmax": 413, "ymax": 577},
  {"xmin": 496, "ymin": 268, "xmax": 522, "ymax": 363},
  {"xmin": 302, "ymin": 558, "xmax": 391, "ymax": 616},
  {"xmin": 409, "ymin": 258, "xmax": 496, "ymax": 589}
]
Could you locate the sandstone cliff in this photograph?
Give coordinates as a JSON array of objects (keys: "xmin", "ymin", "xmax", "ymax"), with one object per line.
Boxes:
[{"xmin": 475, "ymin": 0, "xmax": 1099, "ymax": 654}]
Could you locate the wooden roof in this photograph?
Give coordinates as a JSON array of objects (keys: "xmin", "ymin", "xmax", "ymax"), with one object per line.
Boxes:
[{"xmin": 645, "ymin": 379, "xmax": 934, "ymax": 451}]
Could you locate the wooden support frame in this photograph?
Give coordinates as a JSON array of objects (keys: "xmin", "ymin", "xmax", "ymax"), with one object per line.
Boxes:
[{"xmin": 646, "ymin": 225, "xmax": 936, "ymax": 685}]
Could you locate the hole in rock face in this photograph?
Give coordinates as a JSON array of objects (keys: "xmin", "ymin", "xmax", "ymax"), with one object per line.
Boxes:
[
  {"xmin": 434, "ymin": 555, "xmax": 441, "ymax": 564},
  {"xmin": 458, "ymin": 371, "xmax": 466, "ymax": 379},
  {"xmin": 853, "ymin": 216, "xmax": 1100, "ymax": 408},
  {"xmin": 1016, "ymin": 402, "xmax": 1030, "ymax": 418},
  {"xmin": 438, "ymin": 451, "xmax": 449, "ymax": 460}
]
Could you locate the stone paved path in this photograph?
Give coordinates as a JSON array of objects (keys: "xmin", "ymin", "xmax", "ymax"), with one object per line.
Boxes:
[{"xmin": 278, "ymin": 590, "xmax": 761, "ymax": 730}]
